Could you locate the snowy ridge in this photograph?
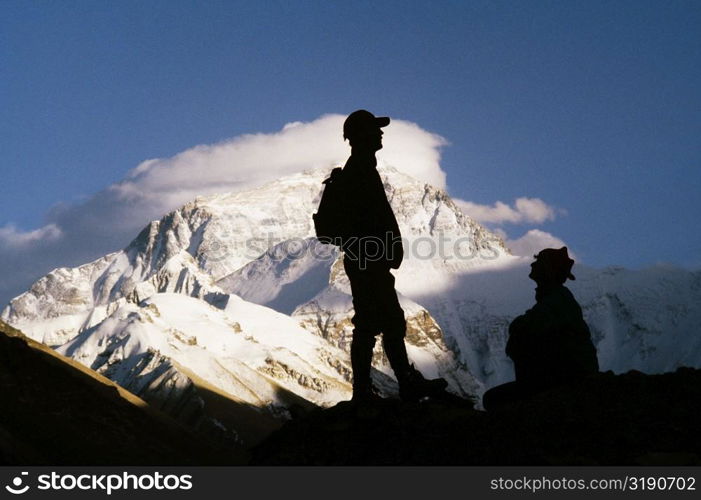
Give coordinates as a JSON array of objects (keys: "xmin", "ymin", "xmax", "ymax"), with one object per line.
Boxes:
[
  {"xmin": 58, "ymin": 293, "xmax": 354, "ymax": 406},
  {"xmin": 4, "ymin": 165, "xmax": 503, "ymax": 341},
  {"xmin": 54, "ymin": 292, "xmax": 361, "ymax": 440}
]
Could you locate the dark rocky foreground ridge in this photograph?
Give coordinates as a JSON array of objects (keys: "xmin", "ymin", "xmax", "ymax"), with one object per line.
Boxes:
[
  {"xmin": 252, "ymin": 369, "xmax": 701, "ymax": 465},
  {"xmin": 0, "ymin": 320, "xmax": 247, "ymax": 465},
  {"xmin": 3, "ymin": 319, "xmax": 700, "ymax": 466}
]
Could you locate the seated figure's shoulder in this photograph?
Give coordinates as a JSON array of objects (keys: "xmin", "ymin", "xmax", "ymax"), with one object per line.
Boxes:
[
  {"xmin": 559, "ymin": 285, "xmax": 577, "ymax": 299},
  {"xmin": 540, "ymin": 286, "xmax": 575, "ymax": 307},
  {"xmin": 558, "ymin": 286, "xmax": 585, "ymax": 311}
]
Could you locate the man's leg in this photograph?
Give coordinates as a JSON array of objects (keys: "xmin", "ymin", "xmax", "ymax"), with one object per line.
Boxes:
[
  {"xmin": 350, "ymin": 332, "xmax": 376, "ymax": 398},
  {"xmin": 378, "ymin": 285, "xmax": 411, "ymax": 375},
  {"xmin": 374, "ymin": 269, "xmax": 448, "ymax": 401},
  {"xmin": 345, "ymin": 260, "xmax": 447, "ymax": 401},
  {"xmin": 344, "ymin": 259, "xmax": 382, "ymax": 401}
]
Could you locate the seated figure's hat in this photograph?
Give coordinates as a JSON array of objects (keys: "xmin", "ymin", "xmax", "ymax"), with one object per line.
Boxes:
[{"xmin": 535, "ymin": 247, "xmax": 576, "ymax": 281}]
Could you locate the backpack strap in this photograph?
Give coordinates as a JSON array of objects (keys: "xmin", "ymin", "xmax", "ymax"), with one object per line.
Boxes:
[{"xmin": 323, "ymin": 167, "xmax": 343, "ymax": 185}]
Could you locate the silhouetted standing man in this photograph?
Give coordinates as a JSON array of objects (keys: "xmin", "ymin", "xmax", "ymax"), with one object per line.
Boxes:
[{"xmin": 336, "ymin": 110, "xmax": 447, "ymax": 403}]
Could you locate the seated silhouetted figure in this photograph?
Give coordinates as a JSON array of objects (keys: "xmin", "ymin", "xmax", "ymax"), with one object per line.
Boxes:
[{"xmin": 482, "ymin": 247, "xmax": 599, "ymax": 411}]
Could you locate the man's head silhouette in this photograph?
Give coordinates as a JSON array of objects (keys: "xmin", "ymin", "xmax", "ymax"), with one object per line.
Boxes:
[{"xmin": 343, "ymin": 110, "xmax": 390, "ymax": 152}]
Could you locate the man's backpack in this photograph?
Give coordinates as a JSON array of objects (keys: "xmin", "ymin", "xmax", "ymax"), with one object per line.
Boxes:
[{"xmin": 313, "ymin": 167, "xmax": 347, "ymax": 245}]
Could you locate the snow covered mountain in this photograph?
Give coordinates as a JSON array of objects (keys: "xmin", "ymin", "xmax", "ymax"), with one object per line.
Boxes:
[
  {"xmin": 3, "ymin": 164, "xmax": 700, "ymax": 439},
  {"xmin": 55, "ymin": 292, "xmax": 357, "ymax": 444},
  {"xmin": 1, "ymin": 165, "xmax": 503, "ymax": 435}
]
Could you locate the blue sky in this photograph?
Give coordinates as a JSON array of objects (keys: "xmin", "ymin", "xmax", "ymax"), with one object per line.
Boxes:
[{"xmin": 1, "ymin": 0, "xmax": 700, "ymax": 303}]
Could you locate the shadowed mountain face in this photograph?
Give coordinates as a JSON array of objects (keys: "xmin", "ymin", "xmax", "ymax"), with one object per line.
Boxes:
[
  {"xmin": 251, "ymin": 368, "xmax": 701, "ymax": 466},
  {"xmin": 0, "ymin": 320, "xmax": 246, "ymax": 465}
]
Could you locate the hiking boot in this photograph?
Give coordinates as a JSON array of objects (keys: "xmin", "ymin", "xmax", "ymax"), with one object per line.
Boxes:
[
  {"xmin": 397, "ymin": 365, "xmax": 448, "ymax": 402},
  {"xmin": 351, "ymin": 383, "xmax": 384, "ymax": 405}
]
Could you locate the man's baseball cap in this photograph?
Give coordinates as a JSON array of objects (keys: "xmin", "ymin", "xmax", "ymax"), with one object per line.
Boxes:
[{"xmin": 343, "ymin": 109, "xmax": 390, "ymax": 140}]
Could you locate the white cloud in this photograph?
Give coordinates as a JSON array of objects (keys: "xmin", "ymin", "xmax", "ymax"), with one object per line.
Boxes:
[
  {"xmin": 0, "ymin": 224, "xmax": 62, "ymax": 248},
  {"xmin": 455, "ymin": 197, "xmax": 558, "ymax": 224},
  {"xmin": 118, "ymin": 113, "xmax": 447, "ymax": 209},
  {"xmin": 504, "ymin": 229, "xmax": 571, "ymax": 258}
]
